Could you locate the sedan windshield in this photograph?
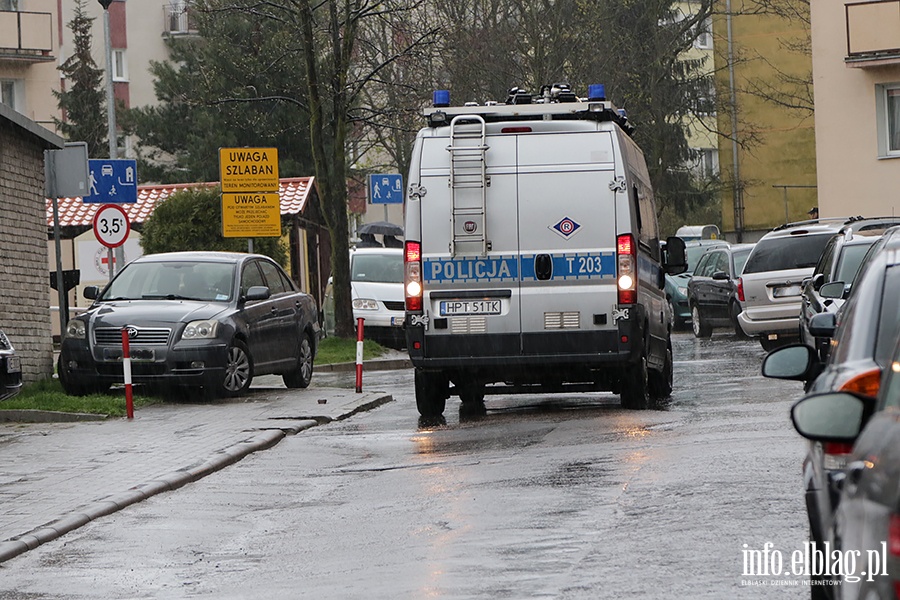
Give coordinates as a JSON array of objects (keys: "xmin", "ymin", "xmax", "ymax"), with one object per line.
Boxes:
[{"xmin": 101, "ymin": 261, "xmax": 236, "ymax": 302}]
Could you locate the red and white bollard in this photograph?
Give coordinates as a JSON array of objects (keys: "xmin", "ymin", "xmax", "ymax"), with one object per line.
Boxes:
[
  {"xmin": 121, "ymin": 328, "xmax": 134, "ymax": 419},
  {"xmin": 356, "ymin": 318, "xmax": 364, "ymax": 393}
]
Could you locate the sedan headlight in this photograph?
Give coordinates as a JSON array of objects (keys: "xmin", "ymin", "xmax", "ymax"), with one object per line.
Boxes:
[
  {"xmin": 182, "ymin": 320, "xmax": 218, "ymax": 340},
  {"xmin": 352, "ymin": 298, "xmax": 379, "ymax": 311},
  {"xmin": 677, "ymin": 286, "xmax": 688, "ymax": 299},
  {"xmin": 65, "ymin": 319, "xmax": 86, "ymax": 340}
]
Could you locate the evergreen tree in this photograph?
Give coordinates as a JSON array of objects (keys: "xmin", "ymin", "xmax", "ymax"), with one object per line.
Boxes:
[{"xmin": 53, "ymin": 0, "xmax": 107, "ymax": 157}]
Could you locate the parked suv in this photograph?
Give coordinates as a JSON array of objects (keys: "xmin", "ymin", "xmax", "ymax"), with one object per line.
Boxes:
[
  {"xmin": 799, "ymin": 228, "xmax": 886, "ymax": 359},
  {"xmin": 738, "ymin": 218, "xmax": 895, "ymax": 351}
]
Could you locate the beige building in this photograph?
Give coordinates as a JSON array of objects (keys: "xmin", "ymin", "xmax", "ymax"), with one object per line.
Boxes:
[
  {"xmin": 811, "ymin": 0, "xmax": 900, "ymax": 218},
  {"xmin": 2, "ymin": 0, "xmax": 188, "ymax": 149}
]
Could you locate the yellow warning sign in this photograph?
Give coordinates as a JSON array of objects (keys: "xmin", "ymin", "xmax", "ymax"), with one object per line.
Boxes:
[
  {"xmin": 221, "ymin": 193, "xmax": 281, "ymax": 238},
  {"xmin": 219, "ymin": 147, "xmax": 279, "ymax": 192}
]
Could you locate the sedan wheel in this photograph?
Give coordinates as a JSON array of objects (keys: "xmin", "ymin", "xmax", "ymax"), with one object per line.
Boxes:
[
  {"xmin": 691, "ymin": 305, "xmax": 712, "ymax": 338},
  {"xmin": 283, "ymin": 334, "xmax": 314, "ymax": 389},
  {"xmin": 209, "ymin": 339, "xmax": 253, "ymax": 398}
]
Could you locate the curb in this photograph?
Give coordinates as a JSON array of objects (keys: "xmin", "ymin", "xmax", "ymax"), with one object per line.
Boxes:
[
  {"xmin": 0, "ymin": 419, "xmax": 318, "ymax": 565},
  {"xmin": 316, "ymin": 357, "xmax": 412, "ymax": 373}
]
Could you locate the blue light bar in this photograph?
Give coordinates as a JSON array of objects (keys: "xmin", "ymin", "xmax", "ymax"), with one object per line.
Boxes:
[
  {"xmin": 433, "ymin": 90, "xmax": 450, "ymax": 107},
  {"xmin": 588, "ymin": 84, "xmax": 606, "ymax": 102}
]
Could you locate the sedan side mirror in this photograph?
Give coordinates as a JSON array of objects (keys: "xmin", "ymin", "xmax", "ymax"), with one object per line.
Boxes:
[
  {"xmin": 762, "ymin": 344, "xmax": 818, "ymax": 381},
  {"xmin": 244, "ymin": 286, "xmax": 271, "ymax": 302},
  {"xmin": 819, "ymin": 281, "xmax": 845, "ymax": 299},
  {"xmin": 790, "ymin": 392, "xmax": 874, "ymax": 442},
  {"xmin": 808, "ymin": 312, "xmax": 837, "ymax": 338}
]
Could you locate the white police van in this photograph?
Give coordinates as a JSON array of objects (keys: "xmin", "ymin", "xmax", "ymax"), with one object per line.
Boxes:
[{"xmin": 403, "ymin": 84, "xmax": 686, "ymax": 417}]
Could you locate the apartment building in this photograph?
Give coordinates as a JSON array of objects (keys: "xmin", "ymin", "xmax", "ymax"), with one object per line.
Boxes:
[
  {"xmin": 810, "ymin": 0, "xmax": 900, "ymax": 218},
  {"xmin": 713, "ymin": 0, "xmax": 818, "ymax": 241},
  {"xmin": 1, "ymin": 0, "xmax": 191, "ymax": 151}
]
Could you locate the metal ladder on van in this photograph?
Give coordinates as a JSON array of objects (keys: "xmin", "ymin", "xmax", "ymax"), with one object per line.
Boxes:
[{"xmin": 448, "ymin": 115, "xmax": 489, "ymax": 256}]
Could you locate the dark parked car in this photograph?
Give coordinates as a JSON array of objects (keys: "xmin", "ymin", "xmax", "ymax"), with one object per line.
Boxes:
[
  {"xmin": 763, "ymin": 233, "xmax": 900, "ymax": 595},
  {"xmin": 0, "ymin": 329, "xmax": 22, "ymax": 401},
  {"xmin": 790, "ymin": 333, "xmax": 900, "ymax": 598},
  {"xmin": 58, "ymin": 252, "xmax": 320, "ymax": 398},
  {"xmin": 800, "ymin": 228, "xmax": 888, "ymax": 360},
  {"xmin": 686, "ymin": 243, "xmax": 754, "ymax": 337},
  {"xmin": 665, "ymin": 239, "xmax": 729, "ymax": 329}
]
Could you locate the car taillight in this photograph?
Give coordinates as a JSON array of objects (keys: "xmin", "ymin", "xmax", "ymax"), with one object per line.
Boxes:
[
  {"xmin": 822, "ymin": 441, "xmax": 855, "ymax": 470},
  {"xmin": 617, "ymin": 234, "xmax": 637, "ymax": 304},
  {"xmin": 737, "ymin": 277, "xmax": 745, "ymax": 302},
  {"xmin": 839, "ymin": 368, "xmax": 882, "ymax": 399},
  {"xmin": 405, "ymin": 241, "xmax": 423, "ymax": 312},
  {"xmin": 889, "ymin": 514, "xmax": 900, "ymax": 557}
]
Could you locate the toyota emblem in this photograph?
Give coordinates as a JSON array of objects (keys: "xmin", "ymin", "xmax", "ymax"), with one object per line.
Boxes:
[{"xmin": 125, "ymin": 326, "xmax": 139, "ymax": 339}]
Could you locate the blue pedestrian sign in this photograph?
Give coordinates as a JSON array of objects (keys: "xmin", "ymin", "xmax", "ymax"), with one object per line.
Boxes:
[
  {"xmin": 368, "ymin": 173, "xmax": 404, "ymax": 204},
  {"xmin": 83, "ymin": 159, "xmax": 138, "ymax": 204}
]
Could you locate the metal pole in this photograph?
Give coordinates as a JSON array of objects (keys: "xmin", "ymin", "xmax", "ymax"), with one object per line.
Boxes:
[
  {"xmin": 726, "ymin": 0, "xmax": 742, "ymax": 242},
  {"xmin": 102, "ymin": 6, "xmax": 116, "ymax": 161}
]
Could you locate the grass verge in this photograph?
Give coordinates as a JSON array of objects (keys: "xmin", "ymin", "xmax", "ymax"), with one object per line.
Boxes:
[{"xmin": 1, "ymin": 337, "xmax": 390, "ymax": 416}]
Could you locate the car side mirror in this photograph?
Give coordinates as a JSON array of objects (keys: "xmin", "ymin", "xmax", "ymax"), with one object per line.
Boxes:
[
  {"xmin": 808, "ymin": 312, "xmax": 837, "ymax": 338},
  {"xmin": 762, "ymin": 344, "xmax": 818, "ymax": 381},
  {"xmin": 819, "ymin": 281, "xmax": 845, "ymax": 300},
  {"xmin": 712, "ymin": 271, "xmax": 728, "ymax": 281},
  {"xmin": 83, "ymin": 285, "xmax": 100, "ymax": 300},
  {"xmin": 812, "ymin": 273, "xmax": 825, "ymax": 291},
  {"xmin": 663, "ymin": 236, "xmax": 687, "ymax": 275},
  {"xmin": 244, "ymin": 285, "xmax": 271, "ymax": 302},
  {"xmin": 790, "ymin": 392, "xmax": 874, "ymax": 442}
]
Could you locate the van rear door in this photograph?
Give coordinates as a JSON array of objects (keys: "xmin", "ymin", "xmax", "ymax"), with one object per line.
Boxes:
[{"xmin": 515, "ymin": 130, "xmax": 619, "ymax": 355}]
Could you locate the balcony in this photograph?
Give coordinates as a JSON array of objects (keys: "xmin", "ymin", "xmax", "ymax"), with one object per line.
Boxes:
[
  {"xmin": 163, "ymin": 3, "xmax": 198, "ymax": 36},
  {"xmin": 0, "ymin": 10, "xmax": 54, "ymax": 63},
  {"xmin": 846, "ymin": 0, "xmax": 900, "ymax": 67}
]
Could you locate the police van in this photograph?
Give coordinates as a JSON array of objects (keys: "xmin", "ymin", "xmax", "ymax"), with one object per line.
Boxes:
[{"xmin": 403, "ymin": 84, "xmax": 686, "ymax": 417}]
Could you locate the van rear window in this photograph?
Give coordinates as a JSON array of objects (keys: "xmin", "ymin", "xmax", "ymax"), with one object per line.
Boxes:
[{"xmin": 743, "ymin": 234, "xmax": 833, "ymax": 274}]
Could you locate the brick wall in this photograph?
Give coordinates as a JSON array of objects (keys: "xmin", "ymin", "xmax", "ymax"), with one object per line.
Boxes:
[{"xmin": 0, "ymin": 121, "xmax": 54, "ymax": 383}]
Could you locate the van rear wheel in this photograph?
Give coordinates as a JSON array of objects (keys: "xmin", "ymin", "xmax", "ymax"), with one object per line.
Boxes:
[
  {"xmin": 649, "ymin": 343, "xmax": 673, "ymax": 400},
  {"xmin": 621, "ymin": 354, "xmax": 650, "ymax": 410},
  {"xmin": 415, "ymin": 370, "xmax": 447, "ymax": 417}
]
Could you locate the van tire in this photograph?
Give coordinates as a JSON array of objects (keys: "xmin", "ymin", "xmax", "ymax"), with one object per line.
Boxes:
[
  {"xmin": 621, "ymin": 354, "xmax": 650, "ymax": 410},
  {"xmin": 649, "ymin": 343, "xmax": 673, "ymax": 400},
  {"xmin": 415, "ymin": 370, "xmax": 447, "ymax": 417}
]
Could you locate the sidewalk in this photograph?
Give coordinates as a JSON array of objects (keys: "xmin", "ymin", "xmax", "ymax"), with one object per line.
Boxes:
[{"xmin": 0, "ymin": 354, "xmax": 409, "ymax": 564}]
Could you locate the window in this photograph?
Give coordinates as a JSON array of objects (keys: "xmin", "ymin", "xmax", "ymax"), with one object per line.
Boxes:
[
  {"xmin": 0, "ymin": 0, "xmax": 19, "ymax": 11},
  {"xmin": 876, "ymin": 84, "xmax": 900, "ymax": 157},
  {"xmin": 694, "ymin": 17, "xmax": 713, "ymax": 49},
  {"xmin": 0, "ymin": 80, "xmax": 17, "ymax": 110},
  {"xmin": 112, "ymin": 49, "xmax": 128, "ymax": 82}
]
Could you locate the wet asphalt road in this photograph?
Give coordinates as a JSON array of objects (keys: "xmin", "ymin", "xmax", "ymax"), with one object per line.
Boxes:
[{"xmin": 0, "ymin": 331, "xmax": 811, "ymax": 599}]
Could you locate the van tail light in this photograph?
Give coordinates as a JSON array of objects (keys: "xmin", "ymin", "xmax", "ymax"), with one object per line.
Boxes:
[
  {"xmin": 617, "ymin": 234, "xmax": 637, "ymax": 304},
  {"xmin": 405, "ymin": 241, "xmax": 423, "ymax": 313},
  {"xmin": 737, "ymin": 277, "xmax": 745, "ymax": 302},
  {"xmin": 890, "ymin": 514, "xmax": 900, "ymax": 557}
]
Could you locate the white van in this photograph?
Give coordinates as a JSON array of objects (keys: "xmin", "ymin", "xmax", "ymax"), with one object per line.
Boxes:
[{"xmin": 403, "ymin": 84, "xmax": 686, "ymax": 417}]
